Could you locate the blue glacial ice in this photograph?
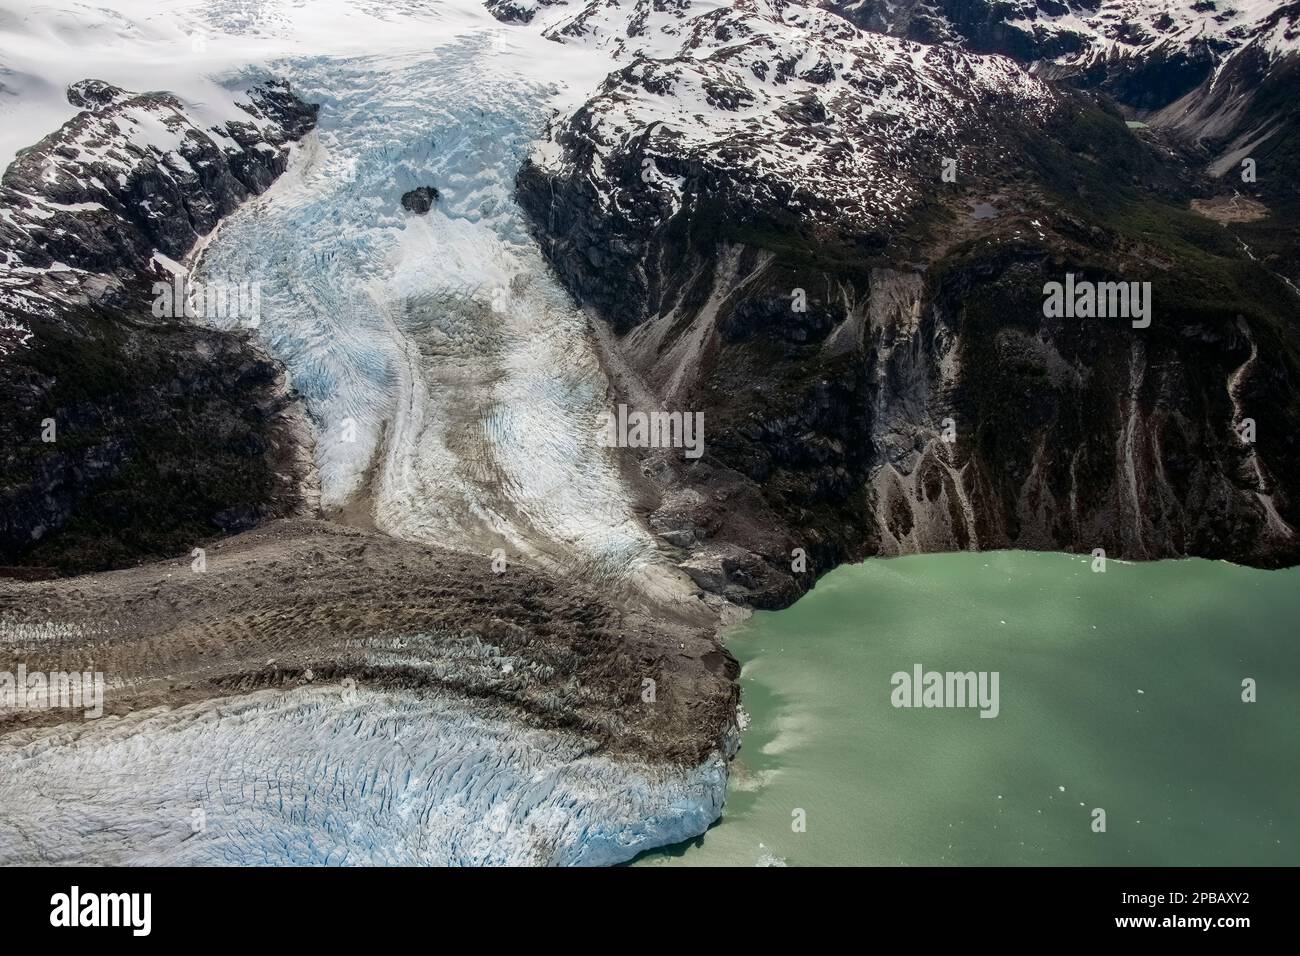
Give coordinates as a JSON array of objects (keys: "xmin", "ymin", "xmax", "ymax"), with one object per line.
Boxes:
[
  {"xmin": 130, "ymin": 38, "xmax": 729, "ymax": 866},
  {"xmin": 0, "ymin": 685, "xmax": 727, "ymax": 866},
  {"xmin": 196, "ymin": 42, "xmax": 684, "ymax": 597}
]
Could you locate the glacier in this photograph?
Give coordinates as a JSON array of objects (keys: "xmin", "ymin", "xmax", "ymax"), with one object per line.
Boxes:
[
  {"xmin": 0, "ymin": 685, "xmax": 728, "ymax": 866},
  {"xmin": 193, "ymin": 42, "xmax": 687, "ymax": 597},
  {"xmin": 0, "ymin": 0, "xmax": 734, "ymax": 867}
]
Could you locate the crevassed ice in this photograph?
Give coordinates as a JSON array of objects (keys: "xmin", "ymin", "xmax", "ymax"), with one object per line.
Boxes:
[
  {"xmin": 0, "ymin": 686, "xmax": 726, "ymax": 866},
  {"xmin": 196, "ymin": 43, "xmax": 672, "ymax": 590},
  {"xmin": 2, "ymin": 13, "xmax": 721, "ymax": 868}
]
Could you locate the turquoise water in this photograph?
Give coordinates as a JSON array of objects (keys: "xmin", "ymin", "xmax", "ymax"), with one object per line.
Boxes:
[{"xmin": 643, "ymin": 551, "xmax": 1299, "ymax": 866}]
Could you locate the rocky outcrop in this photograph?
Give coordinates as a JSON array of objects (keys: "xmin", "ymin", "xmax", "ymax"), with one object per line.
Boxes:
[
  {"xmin": 1, "ymin": 79, "xmax": 316, "ymax": 283},
  {"xmin": 0, "ymin": 80, "xmax": 319, "ymax": 575},
  {"xmin": 516, "ymin": 3, "xmax": 1300, "ymax": 605},
  {"xmin": 401, "ymin": 185, "xmax": 440, "ymax": 213},
  {"xmin": 485, "ymin": 0, "xmax": 573, "ymax": 25},
  {"xmin": 486, "ymin": 0, "xmax": 707, "ymax": 51},
  {"xmin": 824, "ymin": 0, "xmax": 1090, "ymax": 61}
]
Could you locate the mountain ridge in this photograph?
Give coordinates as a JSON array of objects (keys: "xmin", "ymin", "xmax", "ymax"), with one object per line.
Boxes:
[
  {"xmin": 0, "ymin": 78, "xmax": 319, "ymax": 574},
  {"xmin": 509, "ymin": 0, "xmax": 1300, "ymax": 605}
]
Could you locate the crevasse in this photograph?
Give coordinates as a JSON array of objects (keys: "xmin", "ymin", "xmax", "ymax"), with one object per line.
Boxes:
[
  {"xmin": 171, "ymin": 39, "xmax": 723, "ymax": 865},
  {"xmin": 197, "ymin": 44, "xmax": 674, "ymax": 590}
]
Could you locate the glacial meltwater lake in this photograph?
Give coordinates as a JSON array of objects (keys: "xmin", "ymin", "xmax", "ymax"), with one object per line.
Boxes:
[{"xmin": 643, "ymin": 551, "xmax": 1299, "ymax": 866}]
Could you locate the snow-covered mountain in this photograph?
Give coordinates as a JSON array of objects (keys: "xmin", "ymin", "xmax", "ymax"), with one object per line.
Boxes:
[
  {"xmin": 489, "ymin": 0, "xmax": 730, "ymax": 56},
  {"xmin": 827, "ymin": 0, "xmax": 1300, "ymax": 108},
  {"xmin": 0, "ymin": 79, "xmax": 314, "ymax": 312},
  {"xmin": 509, "ymin": 0, "xmax": 1300, "ymax": 604},
  {"xmin": 495, "ymin": 0, "xmax": 1300, "ymax": 77},
  {"xmin": 524, "ymin": 0, "xmax": 1056, "ymax": 243},
  {"xmin": 828, "ymin": 1, "xmax": 1300, "ymax": 68}
]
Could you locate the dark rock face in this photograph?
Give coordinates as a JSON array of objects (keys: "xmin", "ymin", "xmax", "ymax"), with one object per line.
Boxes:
[
  {"xmin": 1155, "ymin": 45, "xmax": 1300, "ymax": 194},
  {"xmin": 1077, "ymin": 36, "xmax": 1218, "ymax": 110},
  {"xmin": 1, "ymin": 78, "xmax": 317, "ymax": 280},
  {"xmin": 518, "ymin": 18, "xmax": 1300, "ymax": 605},
  {"xmin": 0, "ymin": 80, "xmax": 319, "ymax": 576},
  {"xmin": 484, "ymin": 0, "xmax": 570, "ymax": 24},
  {"xmin": 65, "ymin": 78, "xmax": 130, "ymax": 111},
  {"xmin": 826, "ymin": 0, "xmax": 1090, "ymax": 62},
  {"xmin": 400, "ymin": 185, "xmax": 440, "ymax": 213}
]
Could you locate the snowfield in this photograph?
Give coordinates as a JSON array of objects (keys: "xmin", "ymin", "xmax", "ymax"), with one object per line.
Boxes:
[
  {"xmin": 1001, "ymin": 0, "xmax": 1300, "ymax": 66},
  {"xmin": 527, "ymin": 0, "xmax": 1057, "ymax": 232}
]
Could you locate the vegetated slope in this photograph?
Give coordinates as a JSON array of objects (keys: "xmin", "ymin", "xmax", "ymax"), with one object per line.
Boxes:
[{"xmin": 0, "ymin": 79, "xmax": 319, "ymax": 575}]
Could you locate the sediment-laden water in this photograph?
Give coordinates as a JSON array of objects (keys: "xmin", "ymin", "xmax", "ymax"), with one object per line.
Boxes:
[{"xmin": 644, "ymin": 551, "xmax": 1299, "ymax": 866}]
